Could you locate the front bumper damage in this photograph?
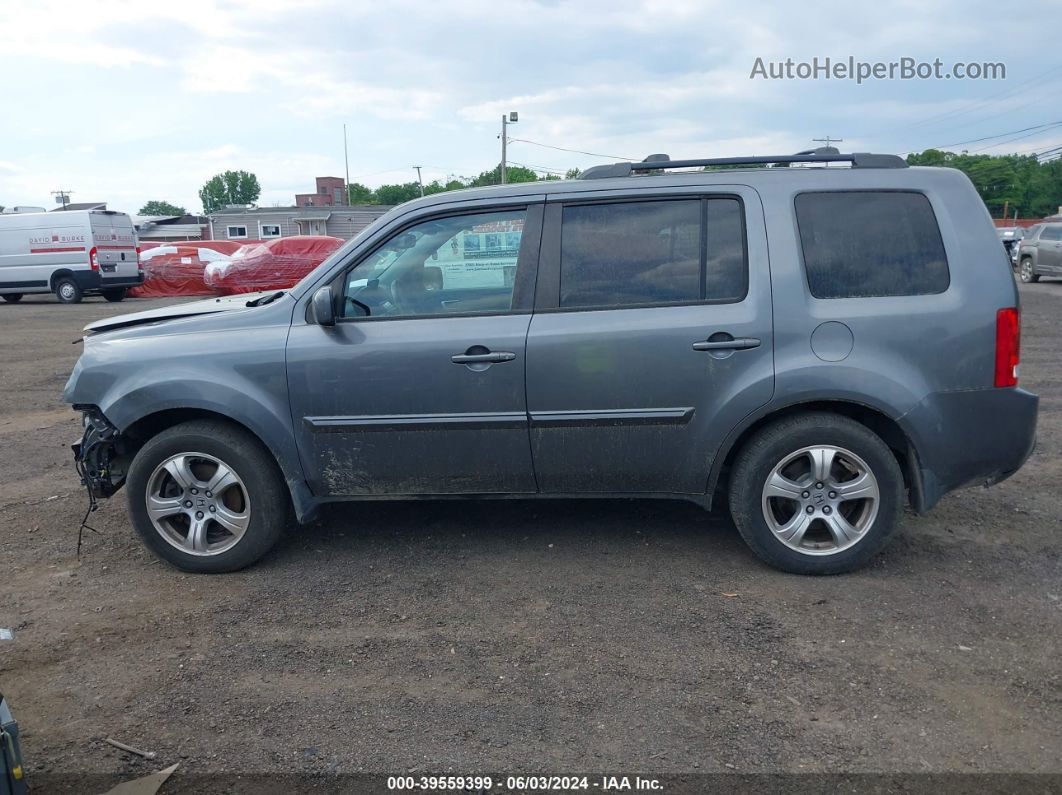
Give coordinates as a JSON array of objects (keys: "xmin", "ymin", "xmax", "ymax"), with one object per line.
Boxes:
[{"xmin": 71, "ymin": 405, "xmax": 126, "ymax": 499}]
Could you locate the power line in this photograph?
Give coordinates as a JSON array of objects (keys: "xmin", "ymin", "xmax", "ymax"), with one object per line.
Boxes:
[
  {"xmin": 971, "ymin": 122, "xmax": 1062, "ymax": 153},
  {"xmin": 507, "ymin": 137, "xmax": 637, "ymax": 161},
  {"xmin": 932, "ymin": 120, "xmax": 1062, "ymax": 149}
]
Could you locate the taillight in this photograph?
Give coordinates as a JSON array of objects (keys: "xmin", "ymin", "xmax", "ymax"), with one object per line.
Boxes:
[
  {"xmin": 994, "ymin": 308, "xmax": 1020, "ymax": 387},
  {"xmin": 135, "ymin": 245, "xmax": 141, "ymax": 263},
  {"xmin": 88, "ymin": 246, "xmax": 99, "ymax": 271}
]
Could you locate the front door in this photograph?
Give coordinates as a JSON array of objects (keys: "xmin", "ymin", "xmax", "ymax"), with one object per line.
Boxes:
[
  {"xmin": 525, "ymin": 190, "xmax": 774, "ymax": 494},
  {"xmin": 286, "ymin": 204, "xmax": 542, "ymax": 496}
]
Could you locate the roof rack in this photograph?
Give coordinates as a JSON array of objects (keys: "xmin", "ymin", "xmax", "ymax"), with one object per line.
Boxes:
[{"xmin": 578, "ymin": 147, "xmax": 908, "ymax": 179}]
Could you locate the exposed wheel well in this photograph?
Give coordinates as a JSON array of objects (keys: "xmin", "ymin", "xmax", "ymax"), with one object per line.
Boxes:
[
  {"xmin": 124, "ymin": 408, "xmax": 265, "ymax": 450},
  {"xmin": 711, "ymin": 401, "xmax": 917, "ymax": 507}
]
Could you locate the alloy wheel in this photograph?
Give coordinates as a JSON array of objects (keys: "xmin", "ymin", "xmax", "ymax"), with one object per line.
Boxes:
[
  {"xmin": 760, "ymin": 445, "xmax": 880, "ymax": 556},
  {"xmin": 144, "ymin": 452, "xmax": 251, "ymax": 556}
]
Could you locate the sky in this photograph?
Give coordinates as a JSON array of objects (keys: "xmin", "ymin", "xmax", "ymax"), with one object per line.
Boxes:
[{"xmin": 1, "ymin": 0, "xmax": 1060, "ymax": 215}]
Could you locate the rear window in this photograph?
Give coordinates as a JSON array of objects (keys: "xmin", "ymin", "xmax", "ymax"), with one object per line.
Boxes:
[
  {"xmin": 559, "ymin": 198, "xmax": 746, "ymax": 308},
  {"xmin": 795, "ymin": 191, "xmax": 950, "ymax": 298}
]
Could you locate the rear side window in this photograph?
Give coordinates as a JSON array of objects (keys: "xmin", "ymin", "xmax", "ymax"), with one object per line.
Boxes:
[
  {"xmin": 1041, "ymin": 226, "xmax": 1062, "ymax": 241},
  {"xmin": 795, "ymin": 191, "xmax": 949, "ymax": 298},
  {"xmin": 559, "ymin": 198, "xmax": 746, "ymax": 308}
]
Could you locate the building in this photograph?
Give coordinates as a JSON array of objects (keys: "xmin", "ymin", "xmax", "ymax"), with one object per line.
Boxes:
[
  {"xmin": 134, "ymin": 214, "xmax": 210, "ymax": 242},
  {"xmin": 207, "ymin": 204, "xmax": 392, "ymax": 242},
  {"xmin": 295, "ymin": 176, "xmax": 346, "ymax": 207}
]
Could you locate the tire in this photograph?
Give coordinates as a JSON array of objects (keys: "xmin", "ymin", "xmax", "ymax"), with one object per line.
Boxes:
[
  {"xmin": 125, "ymin": 420, "xmax": 289, "ymax": 573},
  {"xmin": 1, "ymin": 294, "xmax": 22, "ymax": 303},
  {"xmin": 102, "ymin": 288, "xmax": 127, "ymax": 302},
  {"xmin": 1019, "ymin": 258, "xmax": 1039, "ymax": 283},
  {"xmin": 728, "ymin": 412, "xmax": 904, "ymax": 575},
  {"xmin": 54, "ymin": 277, "xmax": 83, "ymax": 303}
]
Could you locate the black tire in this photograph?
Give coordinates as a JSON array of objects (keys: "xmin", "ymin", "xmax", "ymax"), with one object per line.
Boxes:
[
  {"xmin": 125, "ymin": 420, "xmax": 289, "ymax": 573},
  {"xmin": 54, "ymin": 277, "xmax": 83, "ymax": 303},
  {"xmin": 1019, "ymin": 258, "xmax": 1040, "ymax": 284},
  {"xmin": 1, "ymin": 294, "xmax": 22, "ymax": 303},
  {"xmin": 102, "ymin": 288, "xmax": 127, "ymax": 302},
  {"xmin": 728, "ymin": 412, "xmax": 904, "ymax": 575}
]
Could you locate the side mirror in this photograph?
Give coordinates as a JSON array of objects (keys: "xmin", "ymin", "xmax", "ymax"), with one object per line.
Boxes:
[{"xmin": 311, "ymin": 286, "xmax": 335, "ymax": 327}]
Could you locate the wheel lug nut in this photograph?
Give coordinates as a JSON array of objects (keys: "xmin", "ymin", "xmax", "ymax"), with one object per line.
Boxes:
[
  {"xmin": 822, "ymin": 506, "xmax": 832, "ymax": 515},
  {"xmin": 828, "ymin": 491, "xmax": 837, "ymax": 499},
  {"xmin": 205, "ymin": 491, "xmax": 213, "ymax": 498},
  {"xmin": 195, "ymin": 511, "xmax": 204, "ymax": 520},
  {"xmin": 190, "ymin": 488, "xmax": 198, "ymax": 495},
  {"xmin": 805, "ymin": 505, "xmax": 815, "ymax": 514},
  {"xmin": 801, "ymin": 491, "xmax": 810, "ymax": 498},
  {"xmin": 815, "ymin": 482, "xmax": 824, "ymax": 489},
  {"xmin": 208, "ymin": 505, "xmax": 216, "ymax": 513},
  {"xmin": 184, "ymin": 500, "xmax": 193, "ymax": 508}
]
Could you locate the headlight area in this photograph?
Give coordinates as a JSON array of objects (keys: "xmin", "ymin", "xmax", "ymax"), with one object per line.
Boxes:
[{"xmin": 72, "ymin": 405, "xmax": 130, "ymax": 499}]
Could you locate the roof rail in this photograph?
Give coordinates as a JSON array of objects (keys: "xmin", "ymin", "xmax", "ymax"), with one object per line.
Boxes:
[{"xmin": 578, "ymin": 149, "xmax": 908, "ymax": 179}]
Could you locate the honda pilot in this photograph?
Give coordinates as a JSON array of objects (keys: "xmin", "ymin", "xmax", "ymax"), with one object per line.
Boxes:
[{"xmin": 64, "ymin": 149, "xmax": 1038, "ymax": 575}]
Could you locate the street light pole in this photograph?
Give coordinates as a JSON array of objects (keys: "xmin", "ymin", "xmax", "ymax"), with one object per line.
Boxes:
[
  {"xmin": 500, "ymin": 111, "xmax": 518, "ymax": 184},
  {"xmin": 414, "ymin": 165, "xmax": 424, "ymax": 197}
]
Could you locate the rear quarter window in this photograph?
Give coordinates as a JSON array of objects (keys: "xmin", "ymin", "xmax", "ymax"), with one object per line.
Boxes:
[{"xmin": 795, "ymin": 191, "xmax": 950, "ymax": 298}]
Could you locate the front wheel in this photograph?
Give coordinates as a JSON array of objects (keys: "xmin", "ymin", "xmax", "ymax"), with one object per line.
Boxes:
[
  {"xmin": 728, "ymin": 413, "xmax": 904, "ymax": 575},
  {"xmin": 1, "ymin": 294, "xmax": 22, "ymax": 303},
  {"xmin": 125, "ymin": 420, "xmax": 289, "ymax": 572},
  {"xmin": 1019, "ymin": 258, "xmax": 1040, "ymax": 283},
  {"xmin": 102, "ymin": 288, "xmax": 127, "ymax": 302}
]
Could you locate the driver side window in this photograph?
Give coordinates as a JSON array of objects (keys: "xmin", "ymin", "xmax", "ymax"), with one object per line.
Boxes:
[{"xmin": 341, "ymin": 209, "xmax": 527, "ymax": 319}]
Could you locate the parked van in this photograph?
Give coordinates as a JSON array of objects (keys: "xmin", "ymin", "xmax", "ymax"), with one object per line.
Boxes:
[
  {"xmin": 64, "ymin": 149, "xmax": 1038, "ymax": 575},
  {"xmin": 0, "ymin": 210, "xmax": 143, "ymax": 303}
]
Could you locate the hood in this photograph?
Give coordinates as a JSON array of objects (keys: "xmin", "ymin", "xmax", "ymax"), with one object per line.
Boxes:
[{"xmin": 83, "ymin": 291, "xmax": 280, "ymax": 334}]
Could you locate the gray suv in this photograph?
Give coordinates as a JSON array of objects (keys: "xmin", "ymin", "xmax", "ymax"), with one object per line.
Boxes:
[
  {"xmin": 1017, "ymin": 222, "xmax": 1062, "ymax": 282},
  {"xmin": 64, "ymin": 149, "xmax": 1038, "ymax": 575}
]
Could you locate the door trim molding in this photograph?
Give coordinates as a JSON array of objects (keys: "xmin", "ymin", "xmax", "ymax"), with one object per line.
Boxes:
[
  {"xmin": 304, "ymin": 412, "xmax": 528, "ymax": 432},
  {"xmin": 529, "ymin": 407, "xmax": 695, "ymax": 428}
]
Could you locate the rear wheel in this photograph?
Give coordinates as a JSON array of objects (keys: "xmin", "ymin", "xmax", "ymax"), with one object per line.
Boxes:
[
  {"xmin": 1019, "ymin": 258, "xmax": 1040, "ymax": 283},
  {"xmin": 54, "ymin": 277, "xmax": 83, "ymax": 303},
  {"xmin": 125, "ymin": 420, "xmax": 289, "ymax": 573},
  {"xmin": 728, "ymin": 412, "xmax": 904, "ymax": 575},
  {"xmin": 102, "ymin": 288, "xmax": 127, "ymax": 302},
  {"xmin": 1, "ymin": 294, "xmax": 22, "ymax": 303}
]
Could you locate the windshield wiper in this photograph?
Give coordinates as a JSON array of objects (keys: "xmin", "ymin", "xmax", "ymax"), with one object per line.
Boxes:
[{"xmin": 246, "ymin": 291, "xmax": 285, "ymax": 307}]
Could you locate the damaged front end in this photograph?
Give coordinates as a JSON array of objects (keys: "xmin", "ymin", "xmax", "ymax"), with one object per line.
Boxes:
[{"xmin": 71, "ymin": 405, "xmax": 129, "ymax": 499}]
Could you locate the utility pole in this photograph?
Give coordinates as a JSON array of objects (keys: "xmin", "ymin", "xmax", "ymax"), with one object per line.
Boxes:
[
  {"xmin": 51, "ymin": 189, "xmax": 74, "ymax": 210},
  {"xmin": 812, "ymin": 135, "xmax": 843, "ymax": 149},
  {"xmin": 343, "ymin": 124, "xmax": 351, "ymax": 206},
  {"xmin": 413, "ymin": 166, "xmax": 424, "ymax": 197},
  {"xmin": 499, "ymin": 111, "xmax": 518, "ymax": 184}
]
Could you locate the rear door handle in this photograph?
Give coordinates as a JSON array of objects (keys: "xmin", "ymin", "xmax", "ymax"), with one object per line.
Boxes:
[
  {"xmin": 692, "ymin": 337, "xmax": 761, "ymax": 352},
  {"xmin": 451, "ymin": 351, "xmax": 517, "ymax": 364}
]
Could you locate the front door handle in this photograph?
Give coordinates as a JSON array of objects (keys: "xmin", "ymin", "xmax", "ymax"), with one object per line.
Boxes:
[
  {"xmin": 692, "ymin": 337, "xmax": 761, "ymax": 352},
  {"xmin": 451, "ymin": 351, "xmax": 517, "ymax": 365}
]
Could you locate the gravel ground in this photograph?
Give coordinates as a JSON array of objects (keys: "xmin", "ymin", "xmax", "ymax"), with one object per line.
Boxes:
[{"xmin": 0, "ymin": 288, "xmax": 1059, "ymax": 793}]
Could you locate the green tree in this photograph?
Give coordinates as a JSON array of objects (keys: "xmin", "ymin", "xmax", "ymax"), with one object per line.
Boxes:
[
  {"xmin": 346, "ymin": 182, "xmax": 375, "ymax": 204},
  {"xmin": 565, "ymin": 168, "xmax": 582, "ymax": 179},
  {"xmin": 198, "ymin": 170, "xmax": 261, "ymax": 214},
  {"xmin": 906, "ymin": 150, "xmax": 1062, "ymax": 218},
  {"xmin": 373, "ymin": 182, "xmax": 423, "ymax": 205},
  {"xmin": 138, "ymin": 199, "xmax": 187, "ymax": 216}
]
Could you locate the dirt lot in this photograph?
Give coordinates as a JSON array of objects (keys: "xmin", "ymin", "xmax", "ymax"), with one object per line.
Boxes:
[{"xmin": 1, "ymin": 288, "xmax": 1059, "ymax": 792}]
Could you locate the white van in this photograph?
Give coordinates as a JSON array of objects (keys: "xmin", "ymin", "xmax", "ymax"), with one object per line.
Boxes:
[{"xmin": 0, "ymin": 210, "xmax": 143, "ymax": 303}]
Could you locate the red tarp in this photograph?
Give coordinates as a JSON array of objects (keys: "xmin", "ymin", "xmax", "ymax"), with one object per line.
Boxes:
[
  {"xmin": 204, "ymin": 236, "xmax": 343, "ymax": 295},
  {"xmin": 129, "ymin": 245, "xmax": 229, "ymax": 297}
]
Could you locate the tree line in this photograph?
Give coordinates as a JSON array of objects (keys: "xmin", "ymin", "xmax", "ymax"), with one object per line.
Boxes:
[{"xmin": 906, "ymin": 150, "xmax": 1062, "ymax": 219}]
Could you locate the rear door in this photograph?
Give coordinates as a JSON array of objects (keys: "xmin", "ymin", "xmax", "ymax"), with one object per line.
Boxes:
[
  {"xmin": 525, "ymin": 187, "xmax": 774, "ymax": 494},
  {"xmin": 90, "ymin": 213, "xmax": 139, "ymax": 281}
]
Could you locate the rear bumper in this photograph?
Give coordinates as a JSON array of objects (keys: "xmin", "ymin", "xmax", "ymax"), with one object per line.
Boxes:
[
  {"xmin": 72, "ymin": 271, "xmax": 144, "ymax": 292},
  {"xmin": 905, "ymin": 387, "xmax": 1038, "ymax": 511}
]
